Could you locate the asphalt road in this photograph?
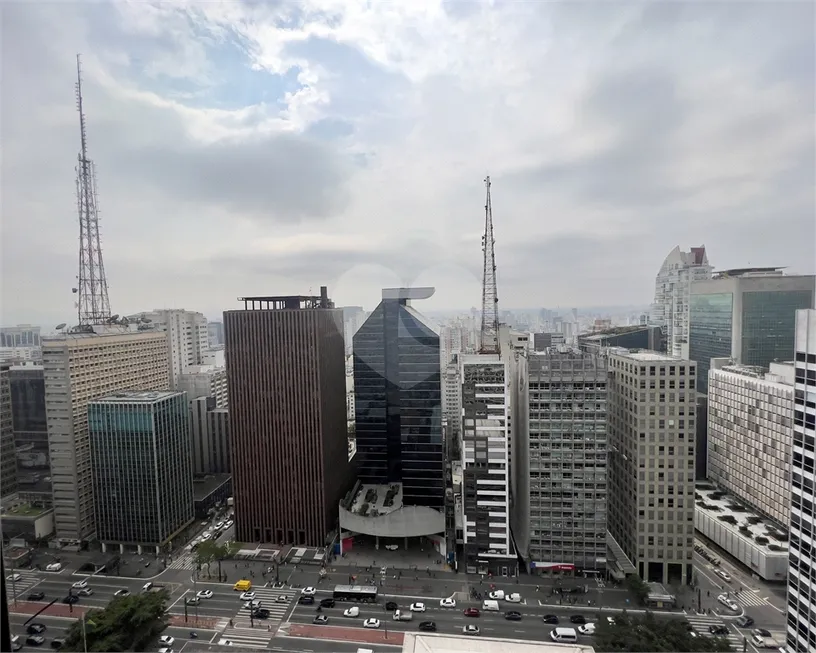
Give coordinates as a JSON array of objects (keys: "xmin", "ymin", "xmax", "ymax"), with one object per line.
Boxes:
[{"xmin": 9, "ymin": 613, "xmax": 72, "ymax": 652}]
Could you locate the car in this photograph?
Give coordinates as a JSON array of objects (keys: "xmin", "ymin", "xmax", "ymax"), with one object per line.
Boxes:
[
  {"xmin": 45, "ymin": 563, "xmax": 62, "ymax": 572},
  {"xmin": 715, "ymin": 569, "xmax": 732, "ymax": 582},
  {"xmin": 464, "ymin": 607, "xmax": 480, "ymax": 617},
  {"xmin": 440, "ymin": 598, "xmax": 456, "ymax": 608},
  {"xmin": 78, "ymin": 588, "xmax": 94, "ymax": 596},
  {"xmin": 114, "ymin": 589, "xmax": 130, "ymax": 597},
  {"xmin": 26, "ymin": 636, "xmax": 45, "ymax": 646},
  {"xmin": 709, "ymin": 625, "xmax": 730, "ymax": 635},
  {"xmin": 570, "ymin": 615, "xmax": 587, "ymax": 624},
  {"xmin": 252, "ymin": 608, "xmax": 270, "ymax": 619},
  {"xmin": 717, "ymin": 594, "xmax": 739, "ymax": 611},
  {"xmin": 27, "ymin": 591, "xmax": 45, "ymax": 601},
  {"xmin": 71, "ymin": 580, "xmax": 88, "ymax": 589},
  {"xmin": 736, "ymin": 615, "xmax": 755, "ymax": 628},
  {"xmin": 462, "ymin": 625, "xmax": 480, "ymax": 635},
  {"xmin": 488, "ymin": 590, "xmax": 504, "ymax": 600},
  {"xmin": 302, "ymin": 587, "xmax": 316, "ymax": 596},
  {"xmin": 27, "ymin": 624, "xmax": 47, "ymax": 634},
  {"xmin": 505, "ymin": 593, "xmax": 522, "ymax": 603},
  {"xmin": 363, "ymin": 618, "xmax": 381, "ymax": 629},
  {"xmin": 197, "ymin": 590, "xmax": 213, "ymax": 599},
  {"xmin": 606, "ymin": 616, "xmax": 616, "ymax": 625},
  {"xmin": 217, "ymin": 640, "xmax": 234, "ymax": 647},
  {"xmin": 299, "ymin": 596, "xmax": 314, "ymax": 605},
  {"xmin": 159, "ymin": 636, "xmax": 175, "ymax": 646},
  {"xmin": 276, "ymin": 595, "xmax": 288, "ymax": 603},
  {"xmin": 410, "ymin": 602, "xmax": 426, "ymax": 612},
  {"xmin": 215, "ymin": 522, "xmax": 224, "ymax": 530},
  {"xmin": 240, "ymin": 592, "xmax": 256, "ymax": 601},
  {"xmin": 62, "ymin": 595, "xmax": 79, "ymax": 604},
  {"xmin": 158, "ymin": 648, "xmax": 174, "ymax": 653},
  {"xmin": 505, "ymin": 611, "xmax": 522, "ymax": 621},
  {"xmin": 313, "ymin": 615, "xmax": 329, "ymax": 624},
  {"xmin": 344, "ymin": 607, "xmax": 360, "ymax": 618},
  {"xmin": 386, "ymin": 601, "xmax": 398, "ymax": 610},
  {"xmin": 6, "ymin": 573, "xmax": 22, "ymax": 582},
  {"xmin": 752, "ymin": 628, "xmax": 772, "ymax": 638},
  {"xmin": 186, "ymin": 596, "xmax": 200, "ymax": 605},
  {"xmin": 243, "ymin": 600, "xmax": 262, "ymax": 611},
  {"xmin": 578, "ymin": 623, "xmax": 596, "ymax": 635},
  {"xmin": 319, "ymin": 598, "xmax": 336, "ymax": 608},
  {"xmin": 419, "ymin": 621, "xmax": 437, "ymax": 632},
  {"xmin": 225, "ymin": 520, "xmax": 234, "ymax": 528},
  {"xmin": 50, "ymin": 639, "xmax": 65, "ymax": 650},
  {"xmin": 11, "ymin": 635, "xmax": 22, "ymax": 652}
]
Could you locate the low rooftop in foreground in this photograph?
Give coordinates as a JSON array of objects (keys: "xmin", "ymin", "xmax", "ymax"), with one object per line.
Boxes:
[
  {"xmin": 609, "ymin": 348, "xmax": 683, "ymax": 362},
  {"xmin": 95, "ymin": 390, "xmax": 180, "ymax": 403},
  {"xmin": 402, "ymin": 632, "xmax": 595, "ymax": 652}
]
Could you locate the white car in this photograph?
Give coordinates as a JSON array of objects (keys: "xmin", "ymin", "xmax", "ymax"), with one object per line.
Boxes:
[
  {"xmin": 505, "ymin": 593, "xmax": 522, "ymax": 603},
  {"xmin": 344, "ymin": 607, "xmax": 360, "ymax": 618},
  {"xmin": 217, "ymin": 639, "xmax": 234, "ymax": 646},
  {"xmin": 463, "ymin": 625, "xmax": 480, "ymax": 635},
  {"xmin": 158, "ymin": 648, "xmax": 173, "ymax": 653},
  {"xmin": 6, "ymin": 574, "xmax": 21, "ymax": 582},
  {"xmin": 239, "ymin": 592, "xmax": 256, "ymax": 601},
  {"xmin": 302, "ymin": 587, "xmax": 316, "ymax": 596},
  {"xmin": 159, "ymin": 636, "xmax": 175, "ymax": 646},
  {"xmin": 215, "ymin": 522, "xmax": 224, "ymax": 530},
  {"xmin": 45, "ymin": 563, "xmax": 62, "ymax": 572},
  {"xmin": 71, "ymin": 580, "xmax": 88, "ymax": 589},
  {"xmin": 363, "ymin": 618, "xmax": 381, "ymax": 629},
  {"xmin": 225, "ymin": 520, "xmax": 234, "ymax": 528},
  {"xmin": 578, "ymin": 623, "xmax": 596, "ymax": 635},
  {"xmin": 440, "ymin": 598, "xmax": 456, "ymax": 608},
  {"xmin": 243, "ymin": 600, "xmax": 262, "ymax": 610},
  {"xmin": 715, "ymin": 569, "xmax": 732, "ymax": 582},
  {"xmin": 276, "ymin": 595, "xmax": 288, "ymax": 603},
  {"xmin": 410, "ymin": 602, "xmax": 426, "ymax": 612},
  {"xmin": 114, "ymin": 589, "xmax": 130, "ymax": 597},
  {"xmin": 488, "ymin": 590, "xmax": 505, "ymax": 600},
  {"xmin": 197, "ymin": 590, "xmax": 213, "ymax": 599},
  {"xmin": 717, "ymin": 594, "xmax": 739, "ymax": 611}
]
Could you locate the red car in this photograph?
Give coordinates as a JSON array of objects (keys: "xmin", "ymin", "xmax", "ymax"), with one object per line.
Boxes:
[{"xmin": 464, "ymin": 608, "xmax": 480, "ymax": 617}]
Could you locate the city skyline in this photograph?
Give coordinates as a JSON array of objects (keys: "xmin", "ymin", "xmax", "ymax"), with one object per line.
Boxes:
[{"xmin": 2, "ymin": 1, "xmax": 814, "ymax": 327}]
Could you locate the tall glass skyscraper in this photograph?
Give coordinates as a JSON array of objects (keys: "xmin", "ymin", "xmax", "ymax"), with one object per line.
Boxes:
[{"xmin": 353, "ymin": 288, "xmax": 443, "ymax": 509}]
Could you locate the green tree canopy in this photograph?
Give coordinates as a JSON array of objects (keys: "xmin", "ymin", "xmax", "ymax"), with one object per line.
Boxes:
[
  {"xmin": 62, "ymin": 588, "xmax": 170, "ymax": 652},
  {"xmin": 594, "ymin": 612, "xmax": 733, "ymax": 652},
  {"xmin": 624, "ymin": 574, "xmax": 651, "ymax": 604}
]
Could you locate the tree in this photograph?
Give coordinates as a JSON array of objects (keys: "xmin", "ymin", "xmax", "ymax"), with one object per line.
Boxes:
[
  {"xmin": 61, "ymin": 589, "xmax": 169, "ymax": 652},
  {"xmin": 625, "ymin": 573, "xmax": 651, "ymax": 605},
  {"xmin": 593, "ymin": 612, "xmax": 733, "ymax": 652},
  {"xmin": 195, "ymin": 540, "xmax": 240, "ymax": 579}
]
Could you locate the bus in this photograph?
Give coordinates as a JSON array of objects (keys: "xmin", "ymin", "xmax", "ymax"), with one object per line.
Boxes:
[{"xmin": 332, "ymin": 585, "xmax": 378, "ymax": 603}]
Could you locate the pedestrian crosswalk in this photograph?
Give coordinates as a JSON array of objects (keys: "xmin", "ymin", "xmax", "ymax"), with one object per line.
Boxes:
[
  {"xmin": 6, "ymin": 570, "xmax": 43, "ymax": 599},
  {"xmin": 217, "ymin": 631, "xmax": 273, "ymax": 649},
  {"xmin": 167, "ymin": 552, "xmax": 197, "ymax": 570},
  {"xmin": 734, "ymin": 590, "xmax": 767, "ymax": 607},
  {"xmin": 219, "ymin": 586, "xmax": 299, "ymax": 647},
  {"xmin": 685, "ymin": 613, "xmax": 744, "ymax": 650}
]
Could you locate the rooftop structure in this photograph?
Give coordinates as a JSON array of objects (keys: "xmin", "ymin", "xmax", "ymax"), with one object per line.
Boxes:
[
  {"xmin": 401, "ymin": 632, "xmax": 594, "ymax": 653},
  {"xmin": 237, "ymin": 286, "xmax": 333, "ymax": 310}
]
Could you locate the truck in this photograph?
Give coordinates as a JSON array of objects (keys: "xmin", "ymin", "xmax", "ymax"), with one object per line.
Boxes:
[
  {"xmin": 393, "ymin": 609, "xmax": 413, "ymax": 621},
  {"xmin": 357, "ymin": 650, "xmax": 374, "ymax": 653}
]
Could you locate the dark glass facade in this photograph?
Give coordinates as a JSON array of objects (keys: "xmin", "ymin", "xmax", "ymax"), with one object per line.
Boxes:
[
  {"xmin": 741, "ymin": 290, "xmax": 814, "ymax": 368},
  {"xmin": 353, "ymin": 300, "xmax": 443, "ymax": 508},
  {"xmin": 689, "ymin": 293, "xmax": 733, "ymax": 394},
  {"xmin": 9, "ymin": 367, "xmax": 50, "ymax": 500},
  {"xmin": 89, "ymin": 392, "xmax": 194, "ymax": 546}
]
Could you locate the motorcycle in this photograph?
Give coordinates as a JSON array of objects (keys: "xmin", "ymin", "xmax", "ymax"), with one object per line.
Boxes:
[
  {"xmin": 316, "ymin": 605, "xmax": 322, "ymax": 612},
  {"xmin": 189, "ymin": 632, "xmax": 198, "ymax": 639}
]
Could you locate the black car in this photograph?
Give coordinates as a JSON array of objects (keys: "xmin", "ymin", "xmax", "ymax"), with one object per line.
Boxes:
[
  {"xmin": 298, "ymin": 596, "xmax": 314, "ymax": 605},
  {"xmin": 419, "ymin": 621, "xmax": 437, "ymax": 632},
  {"xmin": 313, "ymin": 614, "xmax": 329, "ymax": 624},
  {"xmin": 27, "ymin": 624, "xmax": 47, "ymax": 635},
  {"xmin": 252, "ymin": 608, "xmax": 270, "ymax": 619},
  {"xmin": 570, "ymin": 615, "xmax": 586, "ymax": 624},
  {"xmin": 504, "ymin": 611, "xmax": 522, "ymax": 621},
  {"xmin": 709, "ymin": 625, "xmax": 729, "ymax": 636},
  {"xmin": 50, "ymin": 640, "xmax": 65, "ymax": 650},
  {"xmin": 62, "ymin": 595, "xmax": 79, "ymax": 604},
  {"xmin": 386, "ymin": 601, "xmax": 398, "ymax": 611},
  {"xmin": 319, "ymin": 598, "xmax": 335, "ymax": 608},
  {"xmin": 736, "ymin": 616, "xmax": 755, "ymax": 628},
  {"xmin": 28, "ymin": 591, "xmax": 45, "ymax": 601},
  {"xmin": 26, "ymin": 636, "xmax": 45, "ymax": 646},
  {"xmin": 542, "ymin": 614, "xmax": 559, "ymax": 624}
]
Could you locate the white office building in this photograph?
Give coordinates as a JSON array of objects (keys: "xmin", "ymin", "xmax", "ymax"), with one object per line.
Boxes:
[
  {"xmin": 442, "ymin": 356, "xmax": 462, "ymax": 441},
  {"xmin": 787, "ymin": 309, "xmax": 816, "ymax": 653},
  {"xmin": 177, "ymin": 365, "xmax": 227, "ymax": 408},
  {"xmin": 127, "ymin": 309, "xmax": 209, "ymax": 389},
  {"xmin": 707, "ymin": 360, "xmax": 794, "ymax": 527},
  {"xmin": 651, "ymin": 245, "xmax": 713, "ymax": 359}
]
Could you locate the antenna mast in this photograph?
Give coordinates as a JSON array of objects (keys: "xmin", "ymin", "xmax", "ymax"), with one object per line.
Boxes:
[
  {"xmin": 75, "ymin": 53, "xmax": 111, "ymax": 326},
  {"xmin": 479, "ymin": 176, "xmax": 500, "ymax": 354}
]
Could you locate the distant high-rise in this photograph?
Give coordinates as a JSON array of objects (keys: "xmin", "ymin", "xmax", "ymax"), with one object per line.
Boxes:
[
  {"xmin": 651, "ymin": 245, "xmax": 713, "ymax": 359},
  {"xmin": 89, "ymin": 391, "xmax": 194, "ymax": 549},
  {"xmin": 353, "ymin": 287, "xmax": 443, "ymax": 509},
  {"xmin": 225, "ymin": 288, "xmax": 350, "ymax": 546},
  {"xmin": 688, "ymin": 268, "xmax": 815, "ymax": 393},
  {"xmin": 9, "ymin": 364, "xmax": 49, "ymax": 503},
  {"xmin": 43, "ymin": 329, "xmax": 169, "ymax": 544},
  {"xmin": 208, "ymin": 321, "xmax": 224, "ymax": 347},
  {"xmin": 0, "ymin": 325, "xmax": 41, "ymax": 348},
  {"xmin": 787, "ymin": 309, "xmax": 816, "ymax": 653},
  {"xmin": 0, "ymin": 364, "xmax": 17, "ymax": 498}
]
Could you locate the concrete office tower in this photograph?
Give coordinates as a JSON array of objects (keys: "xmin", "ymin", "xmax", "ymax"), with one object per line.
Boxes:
[
  {"xmin": 787, "ymin": 309, "xmax": 816, "ymax": 653},
  {"xmin": 0, "ymin": 325, "xmax": 40, "ymax": 347},
  {"xmin": 651, "ymin": 246, "xmax": 713, "ymax": 359},
  {"xmin": 0, "ymin": 364, "xmax": 16, "ymax": 498},
  {"xmin": 128, "ymin": 309, "xmax": 209, "ymax": 389},
  {"xmin": 225, "ymin": 288, "xmax": 350, "ymax": 546},
  {"xmin": 607, "ymin": 350, "xmax": 697, "ymax": 585},
  {"xmin": 460, "ymin": 353, "xmax": 517, "ymax": 576},
  {"xmin": 515, "ymin": 351, "xmax": 609, "ymax": 575},
  {"xmin": 708, "ymin": 360, "xmax": 794, "ymax": 528},
  {"xmin": 42, "ymin": 329, "xmax": 169, "ymax": 545},
  {"xmin": 354, "ymin": 288, "xmax": 443, "ymax": 508},
  {"xmin": 8, "ymin": 365, "xmax": 49, "ymax": 503},
  {"xmin": 688, "ymin": 268, "xmax": 815, "ymax": 394},
  {"xmin": 177, "ymin": 365, "xmax": 227, "ymax": 408},
  {"xmin": 208, "ymin": 321, "xmax": 224, "ymax": 347},
  {"xmin": 190, "ymin": 397, "xmax": 230, "ymax": 475},
  {"xmin": 89, "ymin": 391, "xmax": 194, "ymax": 552},
  {"xmin": 442, "ymin": 356, "xmax": 462, "ymax": 443}
]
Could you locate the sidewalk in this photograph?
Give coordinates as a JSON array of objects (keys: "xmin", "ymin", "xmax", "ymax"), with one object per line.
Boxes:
[
  {"xmin": 9, "ymin": 601, "xmax": 89, "ymax": 619},
  {"xmin": 284, "ymin": 623, "xmax": 405, "ymax": 646}
]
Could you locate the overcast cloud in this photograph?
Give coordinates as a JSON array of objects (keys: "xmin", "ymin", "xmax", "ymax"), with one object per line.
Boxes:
[{"xmin": 1, "ymin": 0, "xmax": 814, "ymax": 326}]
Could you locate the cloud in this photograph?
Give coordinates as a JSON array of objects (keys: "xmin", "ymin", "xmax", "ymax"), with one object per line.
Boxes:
[{"xmin": 1, "ymin": 0, "xmax": 813, "ymax": 328}]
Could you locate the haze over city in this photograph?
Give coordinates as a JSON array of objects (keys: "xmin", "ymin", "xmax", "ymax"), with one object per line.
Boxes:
[{"xmin": 2, "ymin": 1, "xmax": 814, "ymax": 327}]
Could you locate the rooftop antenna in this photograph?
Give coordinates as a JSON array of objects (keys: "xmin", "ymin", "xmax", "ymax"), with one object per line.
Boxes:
[
  {"xmin": 75, "ymin": 53, "xmax": 112, "ymax": 326},
  {"xmin": 479, "ymin": 176, "xmax": 500, "ymax": 354}
]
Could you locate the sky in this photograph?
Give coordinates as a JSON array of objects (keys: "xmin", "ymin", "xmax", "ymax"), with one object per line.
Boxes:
[{"xmin": 1, "ymin": 0, "xmax": 814, "ymax": 327}]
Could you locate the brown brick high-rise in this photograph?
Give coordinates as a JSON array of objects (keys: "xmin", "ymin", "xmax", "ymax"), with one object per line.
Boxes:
[{"xmin": 224, "ymin": 287, "xmax": 351, "ymax": 546}]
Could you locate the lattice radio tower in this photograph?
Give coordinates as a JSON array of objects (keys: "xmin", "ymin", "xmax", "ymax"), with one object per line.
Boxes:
[
  {"xmin": 74, "ymin": 54, "xmax": 111, "ymax": 327},
  {"xmin": 479, "ymin": 176, "xmax": 500, "ymax": 354}
]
